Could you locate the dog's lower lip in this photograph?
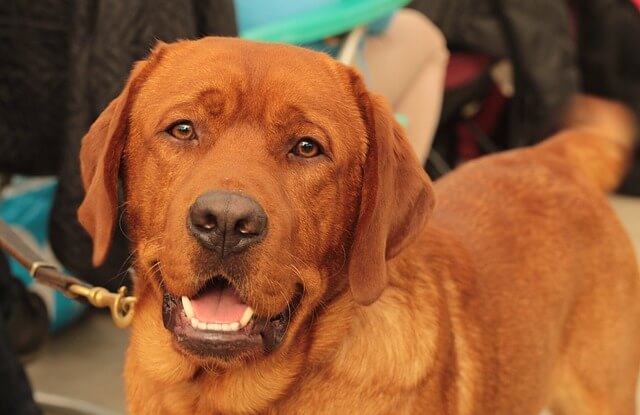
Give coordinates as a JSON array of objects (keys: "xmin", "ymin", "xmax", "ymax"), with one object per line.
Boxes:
[{"xmin": 161, "ymin": 278, "xmax": 301, "ymax": 358}]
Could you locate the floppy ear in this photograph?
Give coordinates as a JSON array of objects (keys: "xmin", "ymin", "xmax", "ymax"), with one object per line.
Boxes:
[
  {"xmin": 347, "ymin": 69, "xmax": 436, "ymax": 305},
  {"xmin": 78, "ymin": 44, "xmax": 166, "ymax": 266}
]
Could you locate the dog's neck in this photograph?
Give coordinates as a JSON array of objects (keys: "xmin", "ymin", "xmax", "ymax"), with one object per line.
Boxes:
[
  {"xmin": 126, "ymin": 226, "xmax": 478, "ymax": 414},
  {"xmin": 273, "ymin": 226, "xmax": 478, "ymax": 413}
]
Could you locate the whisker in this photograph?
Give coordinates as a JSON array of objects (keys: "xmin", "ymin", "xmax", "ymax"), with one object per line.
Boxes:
[{"xmin": 117, "ymin": 201, "xmax": 133, "ymax": 243}]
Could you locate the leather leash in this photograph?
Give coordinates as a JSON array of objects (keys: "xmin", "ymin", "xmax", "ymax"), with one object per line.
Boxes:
[{"xmin": 0, "ymin": 218, "xmax": 136, "ymax": 328}]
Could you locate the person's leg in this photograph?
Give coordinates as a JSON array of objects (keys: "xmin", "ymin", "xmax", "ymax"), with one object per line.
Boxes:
[
  {"xmin": 0, "ymin": 251, "xmax": 42, "ymax": 415},
  {"xmin": 362, "ymin": 9, "xmax": 449, "ymax": 163}
]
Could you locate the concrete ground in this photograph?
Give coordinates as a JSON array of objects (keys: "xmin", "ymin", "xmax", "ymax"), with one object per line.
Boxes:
[{"xmin": 26, "ymin": 195, "xmax": 640, "ymax": 414}]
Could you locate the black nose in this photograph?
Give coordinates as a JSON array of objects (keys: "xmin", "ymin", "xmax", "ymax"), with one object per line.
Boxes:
[{"xmin": 187, "ymin": 191, "xmax": 267, "ymax": 257}]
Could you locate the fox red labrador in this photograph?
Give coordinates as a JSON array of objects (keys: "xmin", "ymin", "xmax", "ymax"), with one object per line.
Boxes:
[{"xmin": 78, "ymin": 37, "xmax": 640, "ymax": 414}]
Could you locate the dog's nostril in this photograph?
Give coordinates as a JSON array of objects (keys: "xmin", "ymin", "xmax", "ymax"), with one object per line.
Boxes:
[
  {"xmin": 191, "ymin": 211, "xmax": 218, "ymax": 232},
  {"xmin": 235, "ymin": 219, "xmax": 259, "ymax": 236},
  {"xmin": 199, "ymin": 214, "xmax": 217, "ymax": 231},
  {"xmin": 236, "ymin": 219, "xmax": 249, "ymax": 234}
]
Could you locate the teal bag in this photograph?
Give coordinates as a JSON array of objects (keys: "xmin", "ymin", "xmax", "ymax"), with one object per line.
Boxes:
[
  {"xmin": 0, "ymin": 178, "xmax": 86, "ymax": 332},
  {"xmin": 235, "ymin": 0, "xmax": 408, "ymax": 44}
]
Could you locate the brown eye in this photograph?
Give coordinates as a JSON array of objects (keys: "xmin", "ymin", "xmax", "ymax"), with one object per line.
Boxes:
[
  {"xmin": 168, "ymin": 121, "xmax": 196, "ymax": 140},
  {"xmin": 292, "ymin": 138, "xmax": 323, "ymax": 158}
]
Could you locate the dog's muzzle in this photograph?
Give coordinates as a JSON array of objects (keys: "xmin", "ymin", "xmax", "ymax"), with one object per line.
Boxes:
[{"xmin": 162, "ymin": 276, "xmax": 301, "ymax": 359}]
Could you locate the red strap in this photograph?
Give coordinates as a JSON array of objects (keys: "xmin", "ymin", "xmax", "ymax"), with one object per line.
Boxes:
[{"xmin": 632, "ymin": 0, "xmax": 640, "ymax": 14}]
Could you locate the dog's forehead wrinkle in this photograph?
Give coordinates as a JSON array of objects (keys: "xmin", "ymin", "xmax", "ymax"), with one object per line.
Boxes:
[
  {"xmin": 198, "ymin": 87, "xmax": 226, "ymax": 114},
  {"xmin": 142, "ymin": 43, "xmax": 354, "ymax": 146}
]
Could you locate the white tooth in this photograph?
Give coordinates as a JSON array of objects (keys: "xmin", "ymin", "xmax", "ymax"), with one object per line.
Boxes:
[
  {"xmin": 197, "ymin": 321, "xmax": 208, "ymax": 330},
  {"xmin": 239, "ymin": 307, "xmax": 254, "ymax": 328},
  {"xmin": 220, "ymin": 323, "xmax": 232, "ymax": 331},
  {"xmin": 207, "ymin": 323, "xmax": 222, "ymax": 331},
  {"xmin": 181, "ymin": 296, "xmax": 194, "ymax": 319},
  {"xmin": 190, "ymin": 317, "xmax": 199, "ymax": 328},
  {"xmin": 229, "ymin": 322, "xmax": 240, "ymax": 331}
]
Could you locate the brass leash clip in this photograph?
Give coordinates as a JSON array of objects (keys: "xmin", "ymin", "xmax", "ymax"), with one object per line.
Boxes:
[
  {"xmin": 67, "ymin": 284, "xmax": 137, "ymax": 328},
  {"xmin": 0, "ymin": 218, "xmax": 137, "ymax": 329}
]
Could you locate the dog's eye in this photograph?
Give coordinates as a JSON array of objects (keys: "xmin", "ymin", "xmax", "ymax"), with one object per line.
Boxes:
[
  {"xmin": 291, "ymin": 138, "xmax": 323, "ymax": 158},
  {"xmin": 168, "ymin": 121, "xmax": 196, "ymax": 141}
]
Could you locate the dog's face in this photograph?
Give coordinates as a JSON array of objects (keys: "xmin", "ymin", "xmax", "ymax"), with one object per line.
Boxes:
[{"xmin": 78, "ymin": 38, "xmax": 433, "ymax": 369}]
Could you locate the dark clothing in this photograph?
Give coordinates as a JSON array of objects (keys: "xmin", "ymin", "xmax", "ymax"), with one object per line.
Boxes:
[
  {"xmin": 0, "ymin": 252, "xmax": 41, "ymax": 415},
  {"xmin": 0, "ymin": 0, "xmax": 237, "ymax": 289},
  {"xmin": 0, "ymin": 1, "xmax": 71, "ymax": 175},
  {"xmin": 412, "ymin": 0, "xmax": 640, "ymax": 194},
  {"xmin": 577, "ymin": 0, "xmax": 640, "ymax": 112},
  {"xmin": 0, "ymin": 317, "xmax": 41, "ymax": 415},
  {"xmin": 575, "ymin": 0, "xmax": 640, "ymax": 194},
  {"xmin": 410, "ymin": 0, "xmax": 579, "ymax": 146}
]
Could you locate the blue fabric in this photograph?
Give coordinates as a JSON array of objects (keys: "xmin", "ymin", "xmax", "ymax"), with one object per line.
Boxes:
[
  {"xmin": 235, "ymin": 0, "xmax": 338, "ymax": 32},
  {"xmin": 0, "ymin": 179, "xmax": 86, "ymax": 332}
]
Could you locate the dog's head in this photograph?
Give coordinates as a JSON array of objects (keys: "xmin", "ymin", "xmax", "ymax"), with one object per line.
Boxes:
[{"xmin": 78, "ymin": 38, "xmax": 433, "ymax": 367}]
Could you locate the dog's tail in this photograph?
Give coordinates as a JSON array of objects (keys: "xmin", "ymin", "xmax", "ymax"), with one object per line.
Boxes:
[{"xmin": 536, "ymin": 95, "xmax": 637, "ymax": 192}]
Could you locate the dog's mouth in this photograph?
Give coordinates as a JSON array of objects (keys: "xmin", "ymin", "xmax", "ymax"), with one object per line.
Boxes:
[{"xmin": 162, "ymin": 276, "xmax": 301, "ymax": 359}]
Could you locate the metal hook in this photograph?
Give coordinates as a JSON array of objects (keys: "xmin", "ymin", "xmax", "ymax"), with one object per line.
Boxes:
[{"xmin": 68, "ymin": 285, "xmax": 137, "ymax": 328}]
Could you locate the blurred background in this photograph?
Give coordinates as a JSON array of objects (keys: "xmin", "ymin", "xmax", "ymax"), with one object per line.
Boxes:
[{"xmin": 0, "ymin": 0, "xmax": 638, "ymax": 414}]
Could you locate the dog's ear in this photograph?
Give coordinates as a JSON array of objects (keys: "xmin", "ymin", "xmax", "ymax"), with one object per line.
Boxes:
[
  {"xmin": 78, "ymin": 43, "xmax": 166, "ymax": 266},
  {"xmin": 347, "ymin": 69, "xmax": 435, "ymax": 305}
]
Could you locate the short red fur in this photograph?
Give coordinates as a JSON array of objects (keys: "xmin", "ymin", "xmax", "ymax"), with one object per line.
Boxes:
[{"xmin": 78, "ymin": 38, "xmax": 640, "ymax": 414}]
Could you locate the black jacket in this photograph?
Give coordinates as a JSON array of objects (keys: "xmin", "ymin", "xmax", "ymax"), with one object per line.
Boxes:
[
  {"xmin": 410, "ymin": 0, "xmax": 579, "ymax": 146},
  {"xmin": 411, "ymin": 0, "xmax": 640, "ymax": 193}
]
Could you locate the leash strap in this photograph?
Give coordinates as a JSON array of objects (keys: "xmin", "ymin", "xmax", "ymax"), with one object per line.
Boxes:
[{"xmin": 0, "ymin": 218, "xmax": 136, "ymax": 328}]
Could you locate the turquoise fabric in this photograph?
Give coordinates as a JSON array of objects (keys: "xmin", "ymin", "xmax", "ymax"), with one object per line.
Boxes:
[
  {"xmin": 0, "ymin": 179, "xmax": 86, "ymax": 332},
  {"xmin": 235, "ymin": 0, "xmax": 407, "ymax": 44}
]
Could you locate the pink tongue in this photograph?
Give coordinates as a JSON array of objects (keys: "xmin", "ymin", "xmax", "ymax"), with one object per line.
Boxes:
[{"xmin": 190, "ymin": 285, "xmax": 248, "ymax": 323}]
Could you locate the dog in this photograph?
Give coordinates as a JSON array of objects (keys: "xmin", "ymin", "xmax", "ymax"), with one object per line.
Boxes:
[{"xmin": 77, "ymin": 37, "xmax": 640, "ymax": 414}]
